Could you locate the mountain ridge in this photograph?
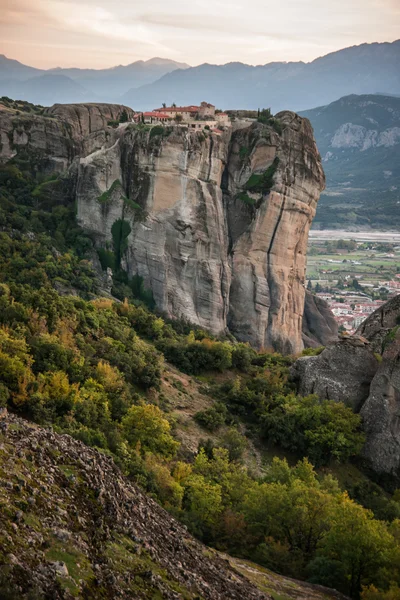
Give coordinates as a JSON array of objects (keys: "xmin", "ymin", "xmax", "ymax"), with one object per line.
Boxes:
[
  {"xmin": 1, "ymin": 40, "xmax": 399, "ymax": 109},
  {"xmin": 301, "ymin": 93, "xmax": 400, "ymax": 229}
]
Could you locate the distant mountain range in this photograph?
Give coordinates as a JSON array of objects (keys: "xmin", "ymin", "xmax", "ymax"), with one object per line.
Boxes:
[
  {"xmin": 123, "ymin": 40, "xmax": 400, "ymax": 112},
  {"xmin": 0, "ymin": 40, "xmax": 399, "ymax": 111},
  {"xmin": 0, "ymin": 56, "xmax": 190, "ymax": 105},
  {"xmin": 301, "ymin": 94, "xmax": 400, "ymax": 229}
]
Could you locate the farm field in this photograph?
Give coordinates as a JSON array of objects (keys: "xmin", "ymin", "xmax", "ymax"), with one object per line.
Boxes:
[{"xmin": 306, "ymin": 232, "xmax": 400, "ymax": 332}]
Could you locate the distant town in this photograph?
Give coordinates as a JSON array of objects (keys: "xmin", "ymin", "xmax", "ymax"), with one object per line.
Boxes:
[{"xmin": 307, "ymin": 235, "xmax": 400, "ymax": 333}]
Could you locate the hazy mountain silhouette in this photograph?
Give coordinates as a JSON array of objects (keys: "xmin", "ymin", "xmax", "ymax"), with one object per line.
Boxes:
[
  {"xmin": 1, "ymin": 41, "xmax": 399, "ymax": 112},
  {"xmin": 0, "ymin": 57, "xmax": 189, "ymax": 105},
  {"xmin": 122, "ymin": 40, "xmax": 400, "ymax": 111}
]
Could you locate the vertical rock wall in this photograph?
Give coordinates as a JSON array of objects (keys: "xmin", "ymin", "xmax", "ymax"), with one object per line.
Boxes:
[
  {"xmin": 75, "ymin": 115, "xmax": 325, "ymax": 352},
  {"xmin": 0, "ymin": 101, "xmax": 324, "ymax": 353}
]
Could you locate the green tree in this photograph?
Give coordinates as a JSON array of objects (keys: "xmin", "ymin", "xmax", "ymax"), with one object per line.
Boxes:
[
  {"xmin": 122, "ymin": 403, "xmax": 179, "ymax": 458},
  {"xmin": 319, "ymin": 495, "xmax": 394, "ymax": 598},
  {"xmin": 182, "ymin": 474, "xmax": 223, "ymax": 539},
  {"xmin": 119, "ymin": 109, "xmax": 129, "ymax": 123}
]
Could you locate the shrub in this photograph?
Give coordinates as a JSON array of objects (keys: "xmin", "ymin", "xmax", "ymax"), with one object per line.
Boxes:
[
  {"xmin": 194, "ymin": 402, "xmax": 227, "ymax": 431},
  {"xmin": 258, "ymin": 394, "xmax": 365, "ymax": 465},
  {"xmin": 119, "ymin": 109, "xmax": 129, "ymax": 123},
  {"xmin": 149, "ymin": 125, "xmax": 165, "ymax": 139}
]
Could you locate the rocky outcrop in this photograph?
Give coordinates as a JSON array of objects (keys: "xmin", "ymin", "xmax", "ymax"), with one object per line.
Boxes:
[
  {"xmin": 330, "ymin": 123, "xmax": 400, "ymax": 151},
  {"xmin": 0, "ymin": 413, "xmax": 271, "ymax": 600},
  {"xmin": 223, "ymin": 113, "xmax": 325, "ymax": 352},
  {"xmin": 302, "ymin": 291, "xmax": 338, "ymax": 348},
  {"xmin": 75, "ymin": 112, "xmax": 325, "ymax": 353},
  {"xmin": 290, "ymin": 336, "xmax": 379, "ymax": 412},
  {"xmin": 0, "ymin": 101, "xmax": 326, "ymax": 353},
  {"xmin": 360, "ymin": 330, "xmax": 400, "ymax": 478},
  {"xmin": 356, "ymin": 294, "xmax": 400, "ymax": 353},
  {"xmin": 0, "ymin": 102, "xmax": 133, "ymax": 172},
  {"xmin": 291, "ymin": 296, "xmax": 400, "ymax": 477}
]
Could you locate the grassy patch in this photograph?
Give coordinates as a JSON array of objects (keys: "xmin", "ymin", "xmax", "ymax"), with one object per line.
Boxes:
[
  {"xmin": 244, "ymin": 157, "xmax": 279, "ymax": 195},
  {"xmin": 238, "ymin": 192, "xmax": 256, "ymax": 206},
  {"xmin": 105, "ymin": 535, "xmax": 195, "ymax": 598},
  {"xmin": 46, "ymin": 540, "xmax": 93, "ymax": 597},
  {"xmin": 97, "ymin": 179, "xmax": 122, "ymax": 208},
  {"xmin": 123, "ymin": 197, "xmax": 147, "ymax": 222}
]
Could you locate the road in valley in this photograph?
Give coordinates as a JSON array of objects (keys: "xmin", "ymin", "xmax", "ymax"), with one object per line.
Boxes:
[{"xmin": 309, "ymin": 230, "xmax": 400, "ymax": 243}]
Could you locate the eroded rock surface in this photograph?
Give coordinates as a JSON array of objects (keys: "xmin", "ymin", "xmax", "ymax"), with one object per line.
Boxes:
[
  {"xmin": 356, "ymin": 294, "xmax": 400, "ymax": 353},
  {"xmin": 291, "ymin": 336, "xmax": 379, "ymax": 412},
  {"xmin": 0, "ymin": 101, "xmax": 327, "ymax": 353},
  {"xmin": 75, "ymin": 112, "xmax": 325, "ymax": 352},
  {"xmin": 360, "ymin": 330, "xmax": 400, "ymax": 478},
  {"xmin": 0, "ymin": 102, "xmax": 133, "ymax": 172},
  {"xmin": 302, "ymin": 291, "xmax": 338, "ymax": 348}
]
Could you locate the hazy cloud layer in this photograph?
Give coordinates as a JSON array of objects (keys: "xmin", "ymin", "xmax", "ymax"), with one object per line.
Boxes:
[{"xmin": 0, "ymin": 0, "xmax": 399, "ymax": 68}]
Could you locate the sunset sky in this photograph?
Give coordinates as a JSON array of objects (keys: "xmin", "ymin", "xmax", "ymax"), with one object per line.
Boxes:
[{"xmin": 1, "ymin": 0, "xmax": 399, "ymax": 69}]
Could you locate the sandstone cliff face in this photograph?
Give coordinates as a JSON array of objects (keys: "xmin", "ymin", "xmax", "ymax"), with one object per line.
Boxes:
[
  {"xmin": 223, "ymin": 113, "xmax": 325, "ymax": 352},
  {"xmin": 0, "ymin": 101, "xmax": 327, "ymax": 353},
  {"xmin": 76, "ymin": 113, "xmax": 325, "ymax": 353},
  {"xmin": 76, "ymin": 126, "xmax": 232, "ymax": 334},
  {"xmin": 0, "ymin": 102, "xmax": 134, "ymax": 172}
]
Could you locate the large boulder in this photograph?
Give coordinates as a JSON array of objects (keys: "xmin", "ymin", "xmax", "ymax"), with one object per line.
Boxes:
[
  {"xmin": 302, "ymin": 291, "xmax": 338, "ymax": 348},
  {"xmin": 356, "ymin": 294, "xmax": 400, "ymax": 353},
  {"xmin": 360, "ymin": 330, "xmax": 400, "ymax": 477},
  {"xmin": 291, "ymin": 336, "xmax": 379, "ymax": 412}
]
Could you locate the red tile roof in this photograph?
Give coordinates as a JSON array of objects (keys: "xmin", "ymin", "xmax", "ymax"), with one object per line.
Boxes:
[
  {"xmin": 143, "ymin": 112, "xmax": 169, "ymax": 118},
  {"xmin": 154, "ymin": 106, "xmax": 199, "ymax": 113}
]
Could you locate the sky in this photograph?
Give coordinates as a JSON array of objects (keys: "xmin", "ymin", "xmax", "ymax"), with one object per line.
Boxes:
[{"xmin": 0, "ymin": 0, "xmax": 399, "ymax": 69}]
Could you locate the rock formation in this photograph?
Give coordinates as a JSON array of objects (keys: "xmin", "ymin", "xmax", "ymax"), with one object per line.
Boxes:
[
  {"xmin": 360, "ymin": 329, "xmax": 400, "ymax": 478},
  {"xmin": 356, "ymin": 294, "xmax": 400, "ymax": 353},
  {"xmin": 74, "ymin": 111, "xmax": 325, "ymax": 353},
  {"xmin": 0, "ymin": 102, "xmax": 134, "ymax": 171},
  {"xmin": 290, "ymin": 335, "xmax": 379, "ymax": 412},
  {"xmin": 0, "ymin": 101, "xmax": 327, "ymax": 353},
  {"xmin": 291, "ymin": 295, "xmax": 400, "ymax": 478},
  {"xmin": 302, "ymin": 291, "xmax": 338, "ymax": 348}
]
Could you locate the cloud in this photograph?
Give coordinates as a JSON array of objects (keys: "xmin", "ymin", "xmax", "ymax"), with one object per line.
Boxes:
[
  {"xmin": 0, "ymin": 0, "xmax": 399, "ymax": 68},
  {"xmin": 138, "ymin": 12, "xmax": 309, "ymax": 41}
]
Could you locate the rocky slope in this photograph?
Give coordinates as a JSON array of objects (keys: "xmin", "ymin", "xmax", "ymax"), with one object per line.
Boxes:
[
  {"xmin": 0, "ymin": 414, "xmax": 346, "ymax": 600},
  {"xmin": 75, "ymin": 112, "xmax": 325, "ymax": 353},
  {"xmin": 0, "ymin": 100, "xmax": 327, "ymax": 353},
  {"xmin": 292, "ymin": 295, "xmax": 400, "ymax": 480}
]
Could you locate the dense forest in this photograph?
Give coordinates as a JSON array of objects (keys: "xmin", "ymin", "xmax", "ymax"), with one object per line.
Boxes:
[{"xmin": 1, "ymin": 148, "xmax": 400, "ymax": 600}]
